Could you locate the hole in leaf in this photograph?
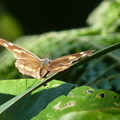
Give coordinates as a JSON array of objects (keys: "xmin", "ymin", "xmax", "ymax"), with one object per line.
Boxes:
[
  {"xmin": 114, "ymin": 102, "xmax": 120, "ymax": 107},
  {"xmin": 86, "ymin": 90, "xmax": 94, "ymax": 94},
  {"xmin": 54, "ymin": 102, "xmax": 61, "ymax": 110},
  {"xmin": 68, "ymin": 93, "xmax": 73, "ymax": 97},
  {"xmin": 113, "ymin": 96, "xmax": 117, "ymax": 99},
  {"xmin": 52, "ymin": 84, "xmax": 60, "ymax": 87},
  {"xmin": 60, "ymin": 101, "xmax": 75, "ymax": 110},
  {"xmin": 98, "ymin": 93, "xmax": 105, "ymax": 98}
]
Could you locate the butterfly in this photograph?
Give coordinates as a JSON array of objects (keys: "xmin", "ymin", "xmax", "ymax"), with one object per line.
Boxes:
[{"xmin": 0, "ymin": 38, "xmax": 95, "ymax": 79}]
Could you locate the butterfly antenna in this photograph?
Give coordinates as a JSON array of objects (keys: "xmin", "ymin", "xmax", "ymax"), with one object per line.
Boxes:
[
  {"xmin": 49, "ymin": 52, "xmax": 53, "ymax": 56},
  {"xmin": 48, "ymin": 52, "xmax": 54, "ymax": 60},
  {"xmin": 42, "ymin": 51, "xmax": 53, "ymax": 59},
  {"xmin": 42, "ymin": 51, "xmax": 47, "ymax": 58}
]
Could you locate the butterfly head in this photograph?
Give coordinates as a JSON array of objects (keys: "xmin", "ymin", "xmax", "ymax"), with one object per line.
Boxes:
[{"xmin": 41, "ymin": 58, "xmax": 51, "ymax": 66}]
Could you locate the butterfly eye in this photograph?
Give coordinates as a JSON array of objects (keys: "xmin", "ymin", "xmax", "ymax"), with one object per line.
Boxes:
[{"xmin": 42, "ymin": 59, "xmax": 51, "ymax": 66}]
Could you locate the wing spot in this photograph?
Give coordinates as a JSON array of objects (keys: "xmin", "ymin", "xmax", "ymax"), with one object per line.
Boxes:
[
  {"xmin": 80, "ymin": 52, "xmax": 85, "ymax": 54},
  {"xmin": 81, "ymin": 53, "xmax": 87, "ymax": 57},
  {"xmin": 3, "ymin": 43, "xmax": 8, "ymax": 47},
  {"xmin": 53, "ymin": 66, "xmax": 68, "ymax": 70},
  {"xmin": 9, "ymin": 43, "xmax": 13, "ymax": 46},
  {"xmin": 13, "ymin": 49, "xmax": 22, "ymax": 53},
  {"xmin": 19, "ymin": 65, "xmax": 33, "ymax": 71},
  {"xmin": 68, "ymin": 56, "xmax": 76, "ymax": 60}
]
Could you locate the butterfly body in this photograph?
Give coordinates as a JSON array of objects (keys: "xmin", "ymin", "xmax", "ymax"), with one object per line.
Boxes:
[
  {"xmin": 0, "ymin": 38, "xmax": 95, "ymax": 79},
  {"xmin": 41, "ymin": 58, "xmax": 51, "ymax": 66}
]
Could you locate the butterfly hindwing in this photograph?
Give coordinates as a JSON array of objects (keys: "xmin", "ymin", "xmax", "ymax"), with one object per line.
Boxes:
[{"xmin": 15, "ymin": 59, "xmax": 41, "ymax": 79}]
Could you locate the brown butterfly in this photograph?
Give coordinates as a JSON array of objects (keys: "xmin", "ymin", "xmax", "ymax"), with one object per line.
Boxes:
[{"xmin": 0, "ymin": 38, "xmax": 95, "ymax": 79}]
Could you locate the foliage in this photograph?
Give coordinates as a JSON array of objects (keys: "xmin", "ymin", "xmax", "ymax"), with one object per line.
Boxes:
[
  {"xmin": 0, "ymin": 0, "xmax": 120, "ymax": 119},
  {"xmin": 0, "ymin": 80, "xmax": 120, "ymax": 120},
  {"xmin": 0, "ymin": 12, "xmax": 23, "ymax": 40}
]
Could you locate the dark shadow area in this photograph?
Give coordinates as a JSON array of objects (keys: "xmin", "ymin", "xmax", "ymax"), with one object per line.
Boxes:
[
  {"xmin": 0, "ymin": 0, "xmax": 102, "ymax": 35},
  {"xmin": 0, "ymin": 83, "xmax": 78, "ymax": 120}
]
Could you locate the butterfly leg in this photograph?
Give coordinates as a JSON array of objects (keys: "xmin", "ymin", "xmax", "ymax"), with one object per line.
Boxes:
[{"xmin": 39, "ymin": 66, "xmax": 50, "ymax": 79}]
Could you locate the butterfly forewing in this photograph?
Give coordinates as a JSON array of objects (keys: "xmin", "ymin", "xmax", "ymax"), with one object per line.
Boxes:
[
  {"xmin": 0, "ymin": 39, "xmax": 41, "ymax": 61},
  {"xmin": 52, "ymin": 50, "xmax": 95, "ymax": 64},
  {"xmin": 47, "ymin": 50, "xmax": 95, "ymax": 76},
  {"xmin": 0, "ymin": 39, "xmax": 43, "ymax": 78}
]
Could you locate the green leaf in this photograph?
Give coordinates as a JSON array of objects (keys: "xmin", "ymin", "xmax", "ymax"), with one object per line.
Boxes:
[
  {"xmin": 55, "ymin": 108, "xmax": 120, "ymax": 120},
  {"xmin": 39, "ymin": 86, "xmax": 120, "ymax": 120},
  {"xmin": 0, "ymin": 80, "xmax": 119, "ymax": 120}
]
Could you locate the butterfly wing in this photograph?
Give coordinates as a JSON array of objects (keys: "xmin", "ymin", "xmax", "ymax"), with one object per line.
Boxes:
[
  {"xmin": 0, "ymin": 39, "xmax": 44, "ymax": 79},
  {"xmin": 47, "ymin": 50, "xmax": 95, "ymax": 76},
  {"xmin": 15, "ymin": 59, "xmax": 41, "ymax": 78},
  {"xmin": 0, "ymin": 39, "xmax": 95, "ymax": 79}
]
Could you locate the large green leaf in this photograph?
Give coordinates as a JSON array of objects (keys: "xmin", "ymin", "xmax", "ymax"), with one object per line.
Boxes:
[{"xmin": 0, "ymin": 80, "xmax": 119, "ymax": 120}]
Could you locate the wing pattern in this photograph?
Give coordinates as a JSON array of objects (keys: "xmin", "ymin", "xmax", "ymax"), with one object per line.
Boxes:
[
  {"xmin": 0, "ymin": 38, "xmax": 95, "ymax": 79},
  {"xmin": 47, "ymin": 50, "xmax": 95, "ymax": 76},
  {"xmin": 0, "ymin": 39, "xmax": 43, "ymax": 78}
]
